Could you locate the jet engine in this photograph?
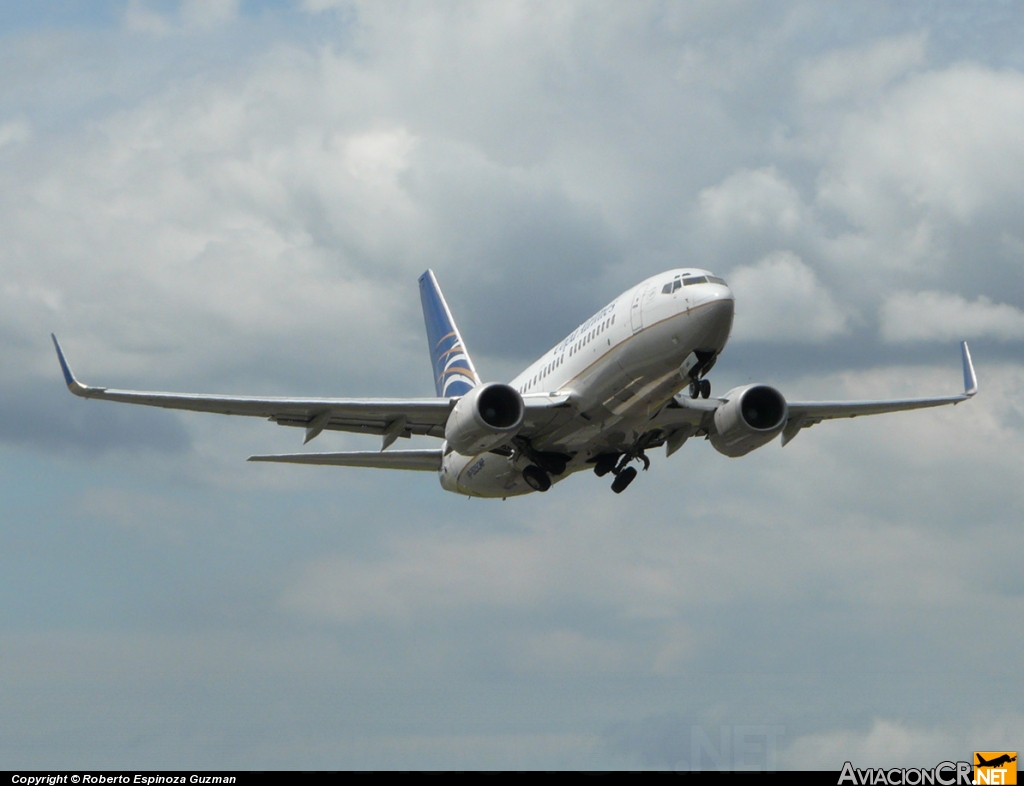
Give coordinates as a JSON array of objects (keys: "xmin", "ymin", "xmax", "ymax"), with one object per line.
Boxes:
[
  {"xmin": 709, "ymin": 384, "xmax": 788, "ymax": 457},
  {"xmin": 445, "ymin": 382, "xmax": 525, "ymax": 456}
]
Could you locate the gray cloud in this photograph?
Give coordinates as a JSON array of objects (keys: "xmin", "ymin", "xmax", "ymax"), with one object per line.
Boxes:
[
  {"xmin": 0, "ymin": 379, "xmax": 189, "ymax": 454},
  {"xmin": 1, "ymin": 0, "xmax": 1024, "ymax": 771}
]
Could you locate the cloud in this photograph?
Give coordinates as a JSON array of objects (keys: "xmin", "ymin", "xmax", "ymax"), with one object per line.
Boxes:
[
  {"xmin": 880, "ymin": 290, "xmax": 1024, "ymax": 342},
  {"xmin": 819, "ymin": 64, "xmax": 1024, "ymax": 228},
  {"xmin": 797, "ymin": 33, "xmax": 928, "ymax": 104},
  {"xmin": 124, "ymin": 0, "xmax": 240, "ymax": 34},
  {"xmin": 4, "ymin": 0, "xmax": 1024, "ymax": 771},
  {"xmin": 0, "ymin": 381, "xmax": 190, "ymax": 454},
  {"xmin": 780, "ymin": 715, "xmax": 1024, "ymax": 769},
  {"xmin": 697, "ymin": 167, "xmax": 806, "ymax": 236},
  {"xmin": 727, "ymin": 251, "xmax": 853, "ymax": 342},
  {"xmin": 0, "ymin": 119, "xmax": 31, "ymax": 148}
]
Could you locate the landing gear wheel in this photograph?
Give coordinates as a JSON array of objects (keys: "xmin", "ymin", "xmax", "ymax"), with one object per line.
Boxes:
[
  {"xmin": 700, "ymin": 378, "xmax": 711, "ymax": 399},
  {"xmin": 689, "ymin": 379, "xmax": 700, "ymax": 399},
  {"xmin": 611, "ymin": 466, "xmax": 638, "ymax": 493},
  {"xmin": 523, "ymin": 465, "xmax": 551, "ymax": 492}
]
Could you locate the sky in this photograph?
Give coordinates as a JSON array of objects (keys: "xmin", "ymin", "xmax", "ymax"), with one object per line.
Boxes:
[{"xmin": 1, "ymin": 0, "xmax": 1022, "ymax": 771}]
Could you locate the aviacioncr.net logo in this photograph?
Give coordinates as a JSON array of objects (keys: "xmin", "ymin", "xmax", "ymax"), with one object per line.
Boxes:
[{"xmin": 839, "ymin": 760, "xmax": 973, "ymax": 785}]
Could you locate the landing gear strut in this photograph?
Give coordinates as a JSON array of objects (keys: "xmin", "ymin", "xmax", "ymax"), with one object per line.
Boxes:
[{"xmin": 594, "ymin": 449, "xmax": 650, "ymax": 493}]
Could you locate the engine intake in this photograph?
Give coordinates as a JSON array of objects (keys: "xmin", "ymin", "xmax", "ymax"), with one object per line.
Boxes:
[
  {"xmin": 710, "ymin": 384, "xmax": 788, "ymax": 457},
  {"xmin": 445, "ymin": 382, "xmax": 525, "ymax": 456}
]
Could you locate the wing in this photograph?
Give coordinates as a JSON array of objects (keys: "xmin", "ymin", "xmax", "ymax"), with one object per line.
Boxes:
[
  {"xmin": 780, "ymin": 341, "xmax": 977, "ymax": 445},
  {"xmin": 52, "ymin": 335, "xmax": 453, "ymax": 447},
  {"xmin": 650, "ymin": 341, "xmax": 977, "ymax": 451}
]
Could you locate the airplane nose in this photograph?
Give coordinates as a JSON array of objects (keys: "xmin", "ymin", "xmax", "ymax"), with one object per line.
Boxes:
[{"xmin": 703, "ymin": 288, "xmax": 735, "ymax": 342}]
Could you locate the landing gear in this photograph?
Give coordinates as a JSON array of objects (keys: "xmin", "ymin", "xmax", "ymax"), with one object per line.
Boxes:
[
  {"xmin": 611, "ymin": 466, "xmax": 638, "ymax": 494},
  {"xmin": 689, "ymin": 378, "xmax": 711, "ymax": 399},
  {"xmin": 593, "ymin": 454, "xmax": 619, "ymax": 477},
  {"xmin": 593, "ymin": 448, "xmax": 649, "ymax": 494},
  {"xmin": 523, "ymin": 464, "xmax": 551, "ymax": 492}
]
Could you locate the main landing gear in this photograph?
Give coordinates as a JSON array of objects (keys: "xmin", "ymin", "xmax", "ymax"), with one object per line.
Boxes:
[
  {"xmin": 523, "ymin": 464, "xmax": 552, "ymax": 492},
  {"xmin": 593, "ymin": 450, "xmax": 650, "ymax": 494},
  {"xmin": 689, "ymin": 377, "xmax": 711, "ymax": 399},
  {"xmin": 610, "ymin": 466, "xmax": 637, "ymax": 494}
]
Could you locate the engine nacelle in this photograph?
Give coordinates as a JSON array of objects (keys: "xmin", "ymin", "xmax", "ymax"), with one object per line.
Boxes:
[
  {"xmin": 445, "ymin": 382, "xmax": 525, "ymax": 456},
  {"xmin": 710, "ymin": 384, "xmax": 788, "ymax": 458}
]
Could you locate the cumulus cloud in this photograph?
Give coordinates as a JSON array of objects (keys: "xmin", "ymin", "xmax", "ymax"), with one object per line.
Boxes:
[
  {"xmin": 819, "ymin": 64, "xmax": 1024, "ymax": 228},
  {"xmin": 880, "ymin": 290, "xmax": 1024, "ymax": 342},
  {"xmin": 727, "ymin": 251, "xmax": 853, "ymax": 342},
  {"xmin": 697, "ymin": 167, "xmax": 806, "ymax": 236}
]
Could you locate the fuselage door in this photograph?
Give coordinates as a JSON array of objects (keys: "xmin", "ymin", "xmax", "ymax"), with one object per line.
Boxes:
[
  {"xmin": 630, "ymin": 284, "xmax": 645, "ymax": 334},
  {"xmin": 630, "ymin": 282, "xmax": 659, "ymax": 334}
]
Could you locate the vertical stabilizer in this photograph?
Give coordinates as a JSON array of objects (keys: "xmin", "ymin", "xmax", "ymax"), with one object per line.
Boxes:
[{"xmin": 418, "ymin": 270, "xmax": 481, "ymax": 397}]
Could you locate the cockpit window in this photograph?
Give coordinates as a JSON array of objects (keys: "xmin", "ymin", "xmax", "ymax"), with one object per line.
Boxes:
[{"xmin": 666, "ymin": 273, "xmax": 728, "ymax": 291}]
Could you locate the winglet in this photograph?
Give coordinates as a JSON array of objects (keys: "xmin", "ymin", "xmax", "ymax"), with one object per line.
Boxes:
[
  {"xmin": 961, "ymin": 340, "xmax": 978, "ymax": 397},
  {"xmin": 50, "ymin": 334, "xmax": 91, "ymax": 396}
]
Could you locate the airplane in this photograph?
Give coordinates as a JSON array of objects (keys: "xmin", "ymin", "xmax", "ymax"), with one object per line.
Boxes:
[
  {"xmin": 51, "ymin": 267, "xmax": 978, "ymax": 497},
  {"xmin": 976, "ymin": 755, "xmax": 1016, "ymax": 768}
]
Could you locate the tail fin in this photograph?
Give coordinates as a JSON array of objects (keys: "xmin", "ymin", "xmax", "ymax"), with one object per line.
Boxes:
[{"xmin": 418, "ymin": 269, "xmax": 481, "ymax": 397}]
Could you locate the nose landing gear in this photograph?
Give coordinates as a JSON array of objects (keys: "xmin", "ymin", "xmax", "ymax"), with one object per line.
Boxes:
[{"xmin": 689, "ymin": 378, "xmax": 711, "ymax": 399}]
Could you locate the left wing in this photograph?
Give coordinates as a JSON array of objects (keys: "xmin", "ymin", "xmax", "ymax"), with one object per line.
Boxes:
[
  {"xmin": 780, "ymin": 341, "xmax": 977, "ymax": 445},
  {"xmin": 52, "ymin": 335, "xmax": 454, "ymax": 447},
  {"xmin": 52, "ymin": 335, "xmax": 571, "ymax": 449},
  {"xmin": 651, "ymin": 341, "xmax": 977, "ymax": 449}
]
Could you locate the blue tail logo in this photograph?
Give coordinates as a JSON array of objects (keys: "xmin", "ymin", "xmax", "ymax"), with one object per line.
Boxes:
[{"xmin": 419, "ymin": 270, "xmax": 481, "ymax": 398}]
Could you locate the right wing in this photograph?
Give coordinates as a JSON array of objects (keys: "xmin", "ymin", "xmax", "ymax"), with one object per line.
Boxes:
[{"xmin": 52, "ymin": 335, "xmax": 454, "ymax": 447}]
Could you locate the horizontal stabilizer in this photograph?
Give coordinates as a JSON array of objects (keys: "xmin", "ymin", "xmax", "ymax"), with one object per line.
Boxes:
[{"xmin": 247, "ymin": 449, "xmax": 443, "ymax": 471}]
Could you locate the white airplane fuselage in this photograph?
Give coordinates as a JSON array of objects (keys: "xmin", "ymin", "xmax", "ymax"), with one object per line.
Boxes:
[{"xmin": 440, "ymin": 269, "xmax": 735, "ymax": 497}]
